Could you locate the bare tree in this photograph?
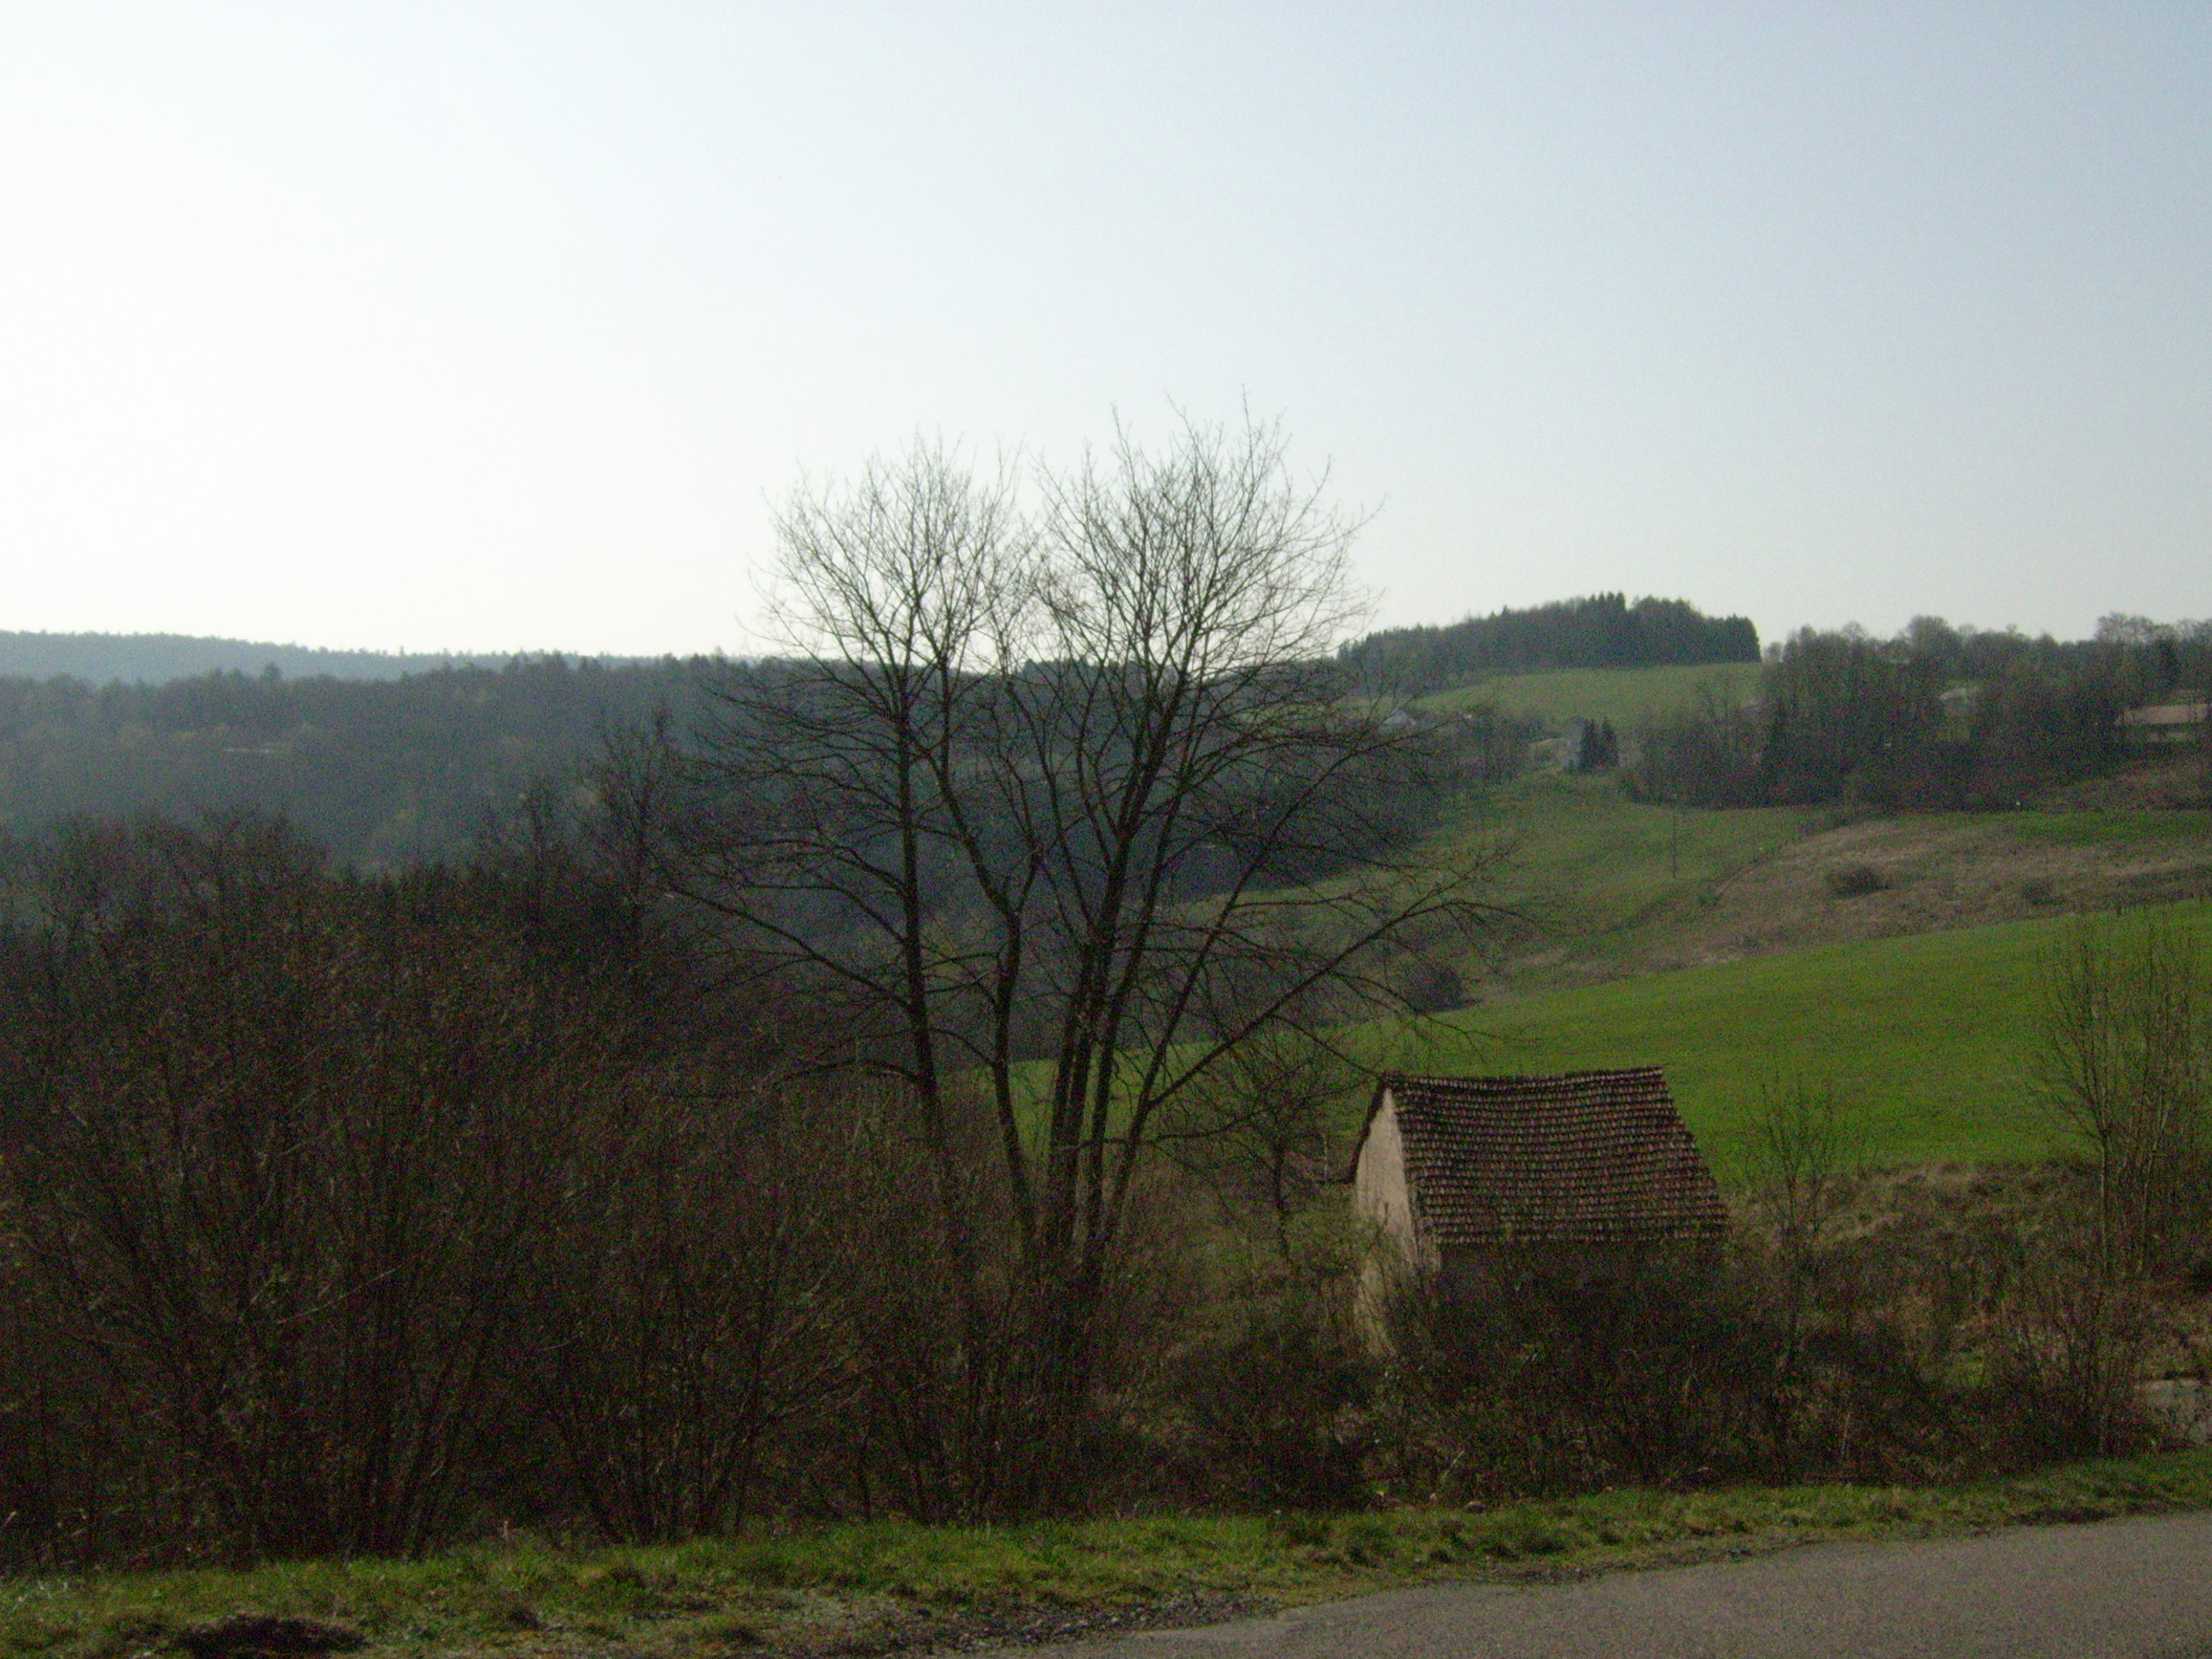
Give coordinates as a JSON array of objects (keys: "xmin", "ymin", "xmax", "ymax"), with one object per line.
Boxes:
[
  {"xmin": 1738, "ymin": 1077, "xmax": 1862, "ymax": 1472},
  {"xmin": 1158, "ymin": 1022, "xmax": 1364, "ymax": 1258},
  {"xmin": 1744, "ymin": 1076, "xmax": 1861, "ymax": 1282},
  {"xmin": 668, "ymin": 417, "xmax": 1497, "ymax": 1509},
  {"xmin": 2011, "ymin": 916, "xmax": 2211, "ymax": 1454},
  {"xmin": 2037, "ymin": 916, "xmax": 2208, "ymax": 1282}
]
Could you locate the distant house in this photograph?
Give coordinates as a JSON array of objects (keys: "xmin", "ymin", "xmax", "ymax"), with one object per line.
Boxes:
[
  {"xmin": 1349, "ymin": 1068, "xmax": 1725, "ymax": 1297},
  {"xmin": 2118, "ymin": 695, "xmax": 2209, "ymax": 746},
  {"xmin": 1938, "ymin": 684, "xmax": 1982, "ymax": 733}
]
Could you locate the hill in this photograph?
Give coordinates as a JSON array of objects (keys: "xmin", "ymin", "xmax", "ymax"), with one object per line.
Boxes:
[
  {"xmin": 0, "ymin": 630, "xmax": 568, "ymax": 683},
  {"xmin": 0, "ymin": 656, "xmax": 711, "ymax": 867},
  {"xmin": 1344, "ymin": 592, "xmax": 1759, "ymax": 691},
  {"xmin": 1458, "ymin": 773, "xmax": 2212, "ymax": 998}
]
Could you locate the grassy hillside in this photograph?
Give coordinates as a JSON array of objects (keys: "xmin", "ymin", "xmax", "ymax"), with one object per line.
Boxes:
[
  {"xmin": 1455, "ymin": 774, "xmax": 1816, "ymax": 987},
  {"xmin": 1380, "ymin": 897, "xmax": 2212, "ymax": 1176},
  {"xmin": 1418, "ymin": 661, "xmax": 1763, "ymax": 729},
  {"xmin": 2010, "ymin": 808, "xmax": 2212, "ymax": 848},
  {"xmin": 1441, "ymin": 773, "xmax": 2211, "ymax": 999}
]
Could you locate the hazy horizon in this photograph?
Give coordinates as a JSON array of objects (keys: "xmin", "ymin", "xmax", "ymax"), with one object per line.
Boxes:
[{"xmin": 5, "ymin": 5, "xmax": 2207, "ymax": 657}]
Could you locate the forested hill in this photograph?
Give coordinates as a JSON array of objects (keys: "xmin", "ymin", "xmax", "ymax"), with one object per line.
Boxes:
[
  {"xmin": 0, "ymin": 656, "xmax": 709, "ymax": 867},
  {"xmin": 1342, "ymin": 593, "xmax": 1759, "ymax": 691},
  {"xmin": 0, "ymin": 630, "xmax": 638, "ymax": 684},
  {"xmin": 20, "ymin": 605, "xmax": 1756, "ymax": 694},
  {"xmin": 0, "ymin": 600, "xmax": 1759, "ymax": 869}
]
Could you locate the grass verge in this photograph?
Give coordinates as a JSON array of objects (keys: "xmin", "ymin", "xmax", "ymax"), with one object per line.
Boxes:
[{"xmin": 9, "ymin": 1452, "xmax": 2212, "ymax": 1659}]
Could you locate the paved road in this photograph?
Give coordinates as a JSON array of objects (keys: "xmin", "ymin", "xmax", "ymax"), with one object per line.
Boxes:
[{"xmin": 987, "ymin": 1511, "xmax": 2212, "ymax": 1659}]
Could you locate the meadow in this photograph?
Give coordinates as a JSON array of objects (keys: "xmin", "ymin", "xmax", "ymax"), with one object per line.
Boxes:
[
  {"xmin": 2007, "ymin": 808, "xmax": 2212, "ymax": 847},
  {"xmin": 1261, "ymin": 751, "xmax": 2212, "ymax": 1176},
  {"xmin": 1450, "ymin": 773, "xmax": 1816, "ymax": 983},
  {"xmin": 1382, "ymin": 895, "xmax": 2212, "ymax": 1176}
]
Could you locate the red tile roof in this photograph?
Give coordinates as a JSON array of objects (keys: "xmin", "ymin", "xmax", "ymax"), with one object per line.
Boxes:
[{"xmin": 1364, "ymin": 1068, "xmax": 1725, "ymax": 1247}]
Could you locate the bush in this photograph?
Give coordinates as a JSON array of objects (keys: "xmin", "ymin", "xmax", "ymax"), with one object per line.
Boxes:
[
  {"xmin": 1382, "ymin": 1256, "xmax": 1801, "ymax": 1499},
  {"xmin": 1826, "ymin": 864, "xmax": 1890, "ymax": 898},
  {"xmin": 1172, "ymin": 1289, "xmax": 1377, "ymax": 1509}
]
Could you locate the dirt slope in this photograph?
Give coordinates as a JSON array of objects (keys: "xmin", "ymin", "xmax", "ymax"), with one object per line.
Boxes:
[{"xmin": 1665, "ymin": 813, "xmax": 2212, "ymax": 967}]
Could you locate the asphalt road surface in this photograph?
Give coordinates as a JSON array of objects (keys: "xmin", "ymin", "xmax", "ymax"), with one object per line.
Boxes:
[{"xmin": 988, "ymin": 1511, "xmax": 2212, "ymax": 1659}]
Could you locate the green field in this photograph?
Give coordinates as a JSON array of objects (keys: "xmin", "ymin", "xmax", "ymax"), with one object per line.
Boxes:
[
  {"xmin": 1374, "ymin": 897, "xmax": 2212, "ymax": 1177},
  {"xmin": 2005, "ymin": 808, "xmax": 2212, "ymax": 848},
  {"xmin": 1418, "ymin": 661, "xmax": 1764, "ymax": 730}
]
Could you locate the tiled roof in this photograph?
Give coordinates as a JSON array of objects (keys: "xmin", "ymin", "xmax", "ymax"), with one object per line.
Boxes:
[{"xmin": 1370, "ymin": 1068, "xmax": 1725, "ymax": 1247}]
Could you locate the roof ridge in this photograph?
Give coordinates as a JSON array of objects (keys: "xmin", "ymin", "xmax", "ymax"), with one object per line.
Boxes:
[{"xmin": 1384, "ymin": 1065, "xmax": 1666, "ymax": 1086}]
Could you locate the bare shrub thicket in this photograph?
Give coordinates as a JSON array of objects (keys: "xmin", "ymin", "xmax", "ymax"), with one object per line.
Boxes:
[
  {"xmin": 1168, "ymin": 1261, "xmax": 1376, "ymax": 1510},
  {"xmin": 1993, "ymin": 918, "xmax": 2211, "ymax": 1456},
  {"xmin": 1359, "ymin": 1225, "xmax": 1973, "ymax": 1497},
  {"xmin": 1384, "ymin": 1254, "xmax": 1779, "ymax": 1497},
  {"xmin": 0, "ymin": 813, "xmax": 846, "ymax": 1564},
  {"xmin": 0, "ymin": 817, "xmax": 588, "ymax": 1558},
  {"xmin": 526, "ymin": 1080, "xmax": 848, "ymax": 1541}
]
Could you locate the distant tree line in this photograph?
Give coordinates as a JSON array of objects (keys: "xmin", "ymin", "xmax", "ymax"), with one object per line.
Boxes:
[
  {"xmin": 0, "ymin": 649, "xmax": 1544, "ymax": 877},
  {"xmin": 0, "ymin": 632, "xmax": 622, "ymax": 684},
  {"xmin": 1628, "ymin": 616, "xmax": 2212, "ymax": 809},
  {"xmin": 0, "ymin": 656, "xmax": 710, "ymax": 867},
  {"xmin": 0, "ymin": 653, "xmax": 1476, "ymax": 886},
  {"xmin": 1341, "ymin": 592, "xmax": 1760, "ymax": 691}
]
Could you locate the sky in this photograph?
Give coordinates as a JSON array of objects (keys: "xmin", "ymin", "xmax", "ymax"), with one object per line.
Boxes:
[{"xmin": 1, "ymin": 4, "xmax": 2207, "ymax": 657}]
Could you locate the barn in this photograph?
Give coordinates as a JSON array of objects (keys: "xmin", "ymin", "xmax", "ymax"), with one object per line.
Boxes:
[
  {"xmin": 2118, "ymin": 697, "xmax": 2209, "ymax": 746},
  {"xmin": 1349, "ymin": 1067, "xmax": 1725, "ymax": 1295}
]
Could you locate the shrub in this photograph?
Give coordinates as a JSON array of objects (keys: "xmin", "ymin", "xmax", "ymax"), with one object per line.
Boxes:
[{"xmin": 1826, "ymin": 864, "xmax": 1890, "ymax": 898}]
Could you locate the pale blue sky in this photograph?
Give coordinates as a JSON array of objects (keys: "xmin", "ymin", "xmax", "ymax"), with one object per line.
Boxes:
[{"xmin": 1, "ymin": 4, "xmax": 2206, "ymax": 655}]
